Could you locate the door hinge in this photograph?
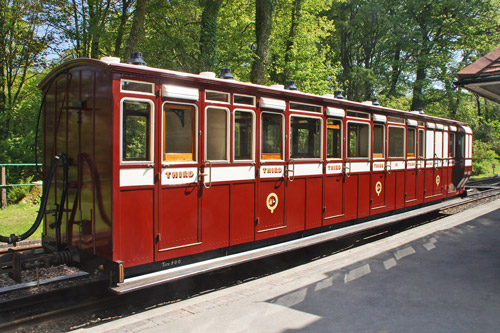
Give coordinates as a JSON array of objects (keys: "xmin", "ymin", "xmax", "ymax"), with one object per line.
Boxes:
[{"xmin": 156, "ymin": 233, "xmax": 161, "ymax": 242}]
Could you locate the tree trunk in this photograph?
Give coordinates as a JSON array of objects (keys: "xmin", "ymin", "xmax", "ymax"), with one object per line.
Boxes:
[
  {"xmin": 114, "ymin": 0, "xmax": 132, "ymax": 57},
  {"xmin": 410, "ymin": 61, "xmax": 426, "ymax": 111},
  {"xmin": 283, "ymin": 0, "xmax": 302, "ymax": 82},
  {"xmin": 124, "ymin": 0, "xmax": 149, "ymax": 60},
  {"xmin": 250, "ymin": 0, "xmax": 274, "ymax": 85},
  {"xmin": 199, "ymin": 0, "xmax": 223, "ymax": 72},
  {"xmin": 388, "ymin": 47, "xmax": 401, "ymax": 97}
]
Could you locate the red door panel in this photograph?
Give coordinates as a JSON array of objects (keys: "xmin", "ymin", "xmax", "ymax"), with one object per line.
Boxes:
[
  {"xmin": 158, "ymin": 186, "xmax": 199, "ymax": 251},
  {"xmin": 202, "ymin": 185, "xmax": 230, "ymax": 251},
  {"xmin": 257, "ymin": 180, "xmax": 285, "ymax": 238},
  {"xmin": 285, "ymin": 179, "xmax": 306, "ymax": 232},
  {"xmin": 405, "ymin": 169, "xmax": 417, "ymax": 204},
  {"xmin": 358, "ymin": 174, "xmax": 370, "ymax": 218},
  {"xmin": 305, "ymin": 177, "xmax": 323, "ymax": 229},
  {"xmin": 118, "ymin": 189, "xmax": 154, "ymax": 266},
  {"xmin": 371, "ymin": 172, "xmax": 386, "ymax": 212},
  {"xmin": 395, "ymin": 171, "xmax": 405, "ymax": 209},
  {"xmin": 324, "ymin": 175, "xmax": 343, "ymax": 223},
  {"xmin": 344, "ymin": 176, "xmax": 358, "ymax": 220},
  {"xmin": 230, "ymin": 183, "xmax": 255, "ymax": 246}
]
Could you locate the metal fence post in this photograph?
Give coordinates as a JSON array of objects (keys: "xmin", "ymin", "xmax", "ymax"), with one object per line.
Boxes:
[{"xmin": 1, "ymin": 166, "xmax": 6, "ymax": 209}]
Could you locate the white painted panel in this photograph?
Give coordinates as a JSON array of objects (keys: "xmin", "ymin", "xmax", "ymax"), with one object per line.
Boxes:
[
  {"xmin": 443, "ymin": 132, "xmax": 449, "ymax": 159},
  {"xmin": 349, "ymin": 161, "xmax": 370, "ymax": 173},
  {"xmin": 467, "ymin": 135, "xmax": 473, "ymax": 158},
  {"xmin": 373, "ymin": 114, "xmax": 387, "ymax": 123},
  {"xmin": 435, "ymin": 131, "xmax": 443, "ymax": 158},
  {"xmin": 120, "ymin": 168, "xmax": 154, "ymax": 187},
  {"xmin": 466, "ymin": 159, "xmax": 472, "ymax": 167},
  {"xmin": 462, "ymin": 126, "xmax": 472, "ymax": 134},
  {"xmin": 449, "ymin": 125, "xmax": 457, "ymax": 132},
  {"xmin": 260, "ymin": 97, "xmax": 286, "ymax": 111},
  {"xmin": 389, "ymin": 160, "xmax": 405, "ymax": 170},
  {"xmin": 162, "ymin": 167, "xmax": 198, "ymax": 185},
  {"xmin": 407, "ymin": 119, "xmax": 418, "ymax": 127},
  {"xmin": 326, "ymin": 107, "xmax": 345, "ymax": 117},
  {"xmin": 326, "ymin": 162, "xmax": 343, "ymax": 174},
  {"xmin": 436, "ymin": 123, "xmax": 444, "ymax": 130},
  {"xmin": 426, "ymin": 130, "xmax": 434, "ymax": 159},
  {"xmin": 406, "ymin": 160, "xmax": 417, "ymax": 169},
  {"xmin": 427, "ymin": 123, "xmax": 436, "ymax": 129},
  {"xmin": 162, "ymin": 84, "xmax": 199, "ymax": 101},
  {"xmin": 207, "ymin": 165, "xmax": 256, "ymax": 183},
  {"xmin": 260, "ymin": 165, "xmax": 285, "ymax": 178},
  {"xmin": 372, "ymin": 161, "xmax": 385, "ymax": 171},
  {"xmin": 293, "ymin": 163, "xmax": 323, "ymax": 177}
]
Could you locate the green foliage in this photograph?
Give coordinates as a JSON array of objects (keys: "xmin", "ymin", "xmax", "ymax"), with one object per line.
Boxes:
[
  {"xmin": 472, "ymin": 140, "xmax": 499, "ymax": 177},
  {"xmin": 6, "ymin": 176, "xmax": 34, "ymax": 204}
]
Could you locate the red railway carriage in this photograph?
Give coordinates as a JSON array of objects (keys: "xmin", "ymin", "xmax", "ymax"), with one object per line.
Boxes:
[{"xmin": 38, "ymin": 57, "xmax": 472, "ymax": 287}]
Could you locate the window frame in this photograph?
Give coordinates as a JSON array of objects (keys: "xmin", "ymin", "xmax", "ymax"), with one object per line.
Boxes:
[
  {"xmin": 289, "ymin": 114, "xmax": 323, "ymax": 160},
  {"xmin": 418, "ymin": 128, "xmax": 425, "ymax": 159},
  {"xmin": 373, "ymin": 123, "xmax": 385, "ymax": 159},
  {"xmin": 326, "ymin": 118, "xmax": 343, "ymax": 160},
  {"xmin": 233, "ymin": 108, "xmax": 256, "ymax": 162},
  {"xmin": 120, "ymin": 98, "xmax": 155, "ymax": 164},
  {"xmin": 261, "ymin": 112, "xmax": 285, "ymax": 161},
  {"xmin": 205, "ymin": 106, "xmax": 230, "ymax": 162},
  {"xmin": 407, "ymin": 127, "xmax": 416, "ymax": 159},
  {"xmin": 205, "ymin": 90, "xmax": 230, "ymax": 104},
  {"xmin": 346, "ymin": 120, "xmax": 371, "ymax": 159},
  {"xmin": 120, "ymin": 79, "xmax": 155, "ymax": 96},
  {"xmin": 161, "ymin": 101, "xmax": 198, "ymax": 165},
  {"xmin": 388, "ymin": 125, "xmax": 406, "ymax": 158}
]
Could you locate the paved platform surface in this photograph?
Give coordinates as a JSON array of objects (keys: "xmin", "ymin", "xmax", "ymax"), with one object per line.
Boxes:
[{"xmin": 77, "ymin": 200, "xmax": 500, "ymax": 333}]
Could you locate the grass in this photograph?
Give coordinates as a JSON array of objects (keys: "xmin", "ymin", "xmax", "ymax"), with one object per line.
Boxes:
[{"xmin": 0, "ymin": 203, "xmax": 42, "ymax": 240}]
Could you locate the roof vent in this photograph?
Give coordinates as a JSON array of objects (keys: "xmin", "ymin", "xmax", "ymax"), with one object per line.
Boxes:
[
  {"xmin": 271, "ymin": 84, "xmax": 285, "ymax": 90},
  {"xmin": 372, "ymin": 98, "xmax": 380, "ymax": 106},
  {"xmin": 285, "ymin": 80, "xmax": 298, "ymax": 90},
  {"xmin": 334, "ymin": 90, "xmax": 344, "ymax": 99},
  {"xmin": 417, "ymin": 108, "xmax": 425, "ymax": 114},
  {"xmin": 219, "ymin": 68, "xmax": 234, "ymax": 79},
  {"xmin": 127, "ymin": 52, "xmax": 147, "ymax": 66},
  {"xmin": 100, "ymin": 56, "xmax": 121, "ymax": 64}
]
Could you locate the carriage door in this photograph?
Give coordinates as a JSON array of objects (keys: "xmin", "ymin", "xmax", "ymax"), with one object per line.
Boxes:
[
  {"xmin": 424, "ymin": 123, "xmax": 436, "ymax": 200},
  {"xmin": 324, "ymin": 108, "xmax": 345, "ymax": 224},
  {"xmin": 434, "ymin": 124, "xmax": 444, "ymax": 197},
  {"xmin": 405, "ymin": 121, "xmax": 418, "ymax": 205},
  {"xmin": 156, "ymin": 85, "xmax": 202, "ymax": 261},
  {"xmin": 370, "ymin": 115, "xmax": 387, "ymax": 213},
  {"xmin": 256, "ymin": 100, "xmax": 286, "ymax": 238},
  {"xmin": 119, "ymin": 96, "xmax": 155, "ymax": 267}
]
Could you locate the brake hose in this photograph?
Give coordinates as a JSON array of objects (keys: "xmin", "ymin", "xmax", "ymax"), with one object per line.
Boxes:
[{"xmin": 0, "ymin": 153, "xmax": 68, "ymax": 247}]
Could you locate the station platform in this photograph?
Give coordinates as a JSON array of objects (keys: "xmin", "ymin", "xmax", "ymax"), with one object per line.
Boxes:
[{"xmin": 77, "ymin": 199, "xmax": 500, "ymax": 333}]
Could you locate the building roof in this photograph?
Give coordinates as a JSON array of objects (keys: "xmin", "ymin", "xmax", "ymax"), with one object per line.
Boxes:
[{"xmin": 455, "ymin": 46, "xmax": 500, "ymax": 103}]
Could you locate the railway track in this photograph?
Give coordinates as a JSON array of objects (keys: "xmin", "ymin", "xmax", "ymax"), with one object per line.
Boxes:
[{"xmin": 0, "ymin": 179, "xmax": 499, "ymax": 331}]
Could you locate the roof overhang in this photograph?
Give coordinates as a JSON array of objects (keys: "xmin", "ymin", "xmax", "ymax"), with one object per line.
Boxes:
[{"xmin": 455, "ymin": 46, "xmax": 500, "ymax": 103}]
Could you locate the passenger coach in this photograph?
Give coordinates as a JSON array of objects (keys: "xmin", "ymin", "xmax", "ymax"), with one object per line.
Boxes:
[{"xmin": 38, "ymin": 56, "xmax": 472, "ymax": 287}]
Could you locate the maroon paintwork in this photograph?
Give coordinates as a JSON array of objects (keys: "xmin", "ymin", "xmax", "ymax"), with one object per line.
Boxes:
[{"xmin": 38, "ymin": 58, "xmax": 472, "ymax": 277}]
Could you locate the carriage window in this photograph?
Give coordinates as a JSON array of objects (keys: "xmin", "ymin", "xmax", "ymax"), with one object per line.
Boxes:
[
  {"xmin": 121, "ymin": 80, "xmax": 154, "ymax": 94},
  {"xmin": 234, "ymin": 111, "xmax": 254, "ymax": 160},
  {"xmin": 206, "ymin": 107, "xmax": 229, "ymax": 160},
  {"xmin": 407, "ymin": 128, "xmax": 416, "ymax": 158},
  {"xmin": 261, "ymin": 113, "xmax": 283, "ymax": 160},
  {"xmin": 448, "ymin": 132, "xmax": 455, "ymax": 157},
  {"xmin": 122, "ymin": 100, "xmax": 152, "ymax": 161},
  {"xmin": 373, "ymin": 124, "xmax": 385, "ymax": 158},
  {"xmin": 456, "ymin": 134, "xmax": 465, "ymax": 158},
  {"xmin": 347, "ymin": 122, "xmax": 369, "ymax": 158},
  {"xmin": 234, "ymin": 94, "xmax": 256, "ymax": 106},
  {"xmin": 163, "ymin": 103, "xmax": 196, "ymax": 162},
  {"xmin": 327, "ymin": 119, "xmax": 342, "ymax": 159},
  {"xmin": 206, "ymin": 90, "xmax": 230, "ymax": 103},
  {"xmin": 388, "ymin": 127, "xmax": 405, "ymax": 158},
  {"xmin": 418, "ymin": 129, "xmax": 425, "ymax": 158},
  {"xmin": 290, "ymin": 116, "xmax": 321, "ymax": 159}
]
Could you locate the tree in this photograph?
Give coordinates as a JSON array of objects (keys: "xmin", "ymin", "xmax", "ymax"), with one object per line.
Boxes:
[
  {"xmin": 250, "ymin": 0, "xmax": 274, "ymax": 84},
  {"xmin": 199, "ymin": 0, "xmax": 223, "ymax": 72},
  {"xmin": 124, "ymin": 0, "xmax": 148, "ymax": 60}
]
